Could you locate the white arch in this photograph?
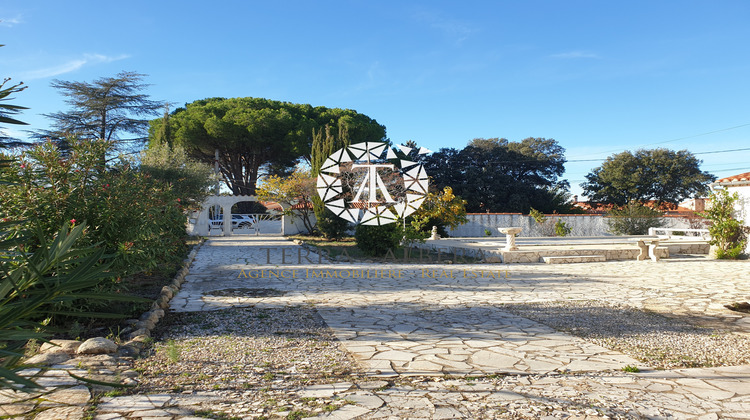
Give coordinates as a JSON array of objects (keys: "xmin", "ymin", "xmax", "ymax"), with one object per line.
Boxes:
[{"xmin": 188, "ymin": 195, "xmax": 285, "ymax": 236}]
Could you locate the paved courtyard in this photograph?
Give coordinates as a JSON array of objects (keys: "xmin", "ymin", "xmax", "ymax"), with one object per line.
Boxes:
[{"xmin": 98, "ymin": 236, "xmax": 750, "ymax": 418}]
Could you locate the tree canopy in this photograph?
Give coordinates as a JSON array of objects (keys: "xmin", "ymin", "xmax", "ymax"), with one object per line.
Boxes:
[
  {"xmin": 581, "ymin": 148, "xmax": 716, "ymax": 206},
  {"xmin": 422, "ymin": 137, "xmax": 571, "ymax": 213},
  {"xmin": 151, "ymin": 97, "xmax": 385, "ymax": 197},
  {"xmin": 37, "ymin": 71, "xmax": 162, "ymax": 152},
  {"xmin": 139, "ymin": 141, "xmax": 215, "ymax": 208}
]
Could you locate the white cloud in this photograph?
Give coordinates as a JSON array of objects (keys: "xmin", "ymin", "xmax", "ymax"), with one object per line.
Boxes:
[
  {"xmin": 19, "ymin": 53, "xmax": 131, "ymax": 80},
  {"xmin": 414, "ymin": 9, "xmax": 477, "ymax": 45},
  {"xmin": 550, "ymin": 50, "xmax": 600, "ymax": 59},
  {"xmin": 0, "ymin": 15, "xmax": 23, "ymax": 27}
]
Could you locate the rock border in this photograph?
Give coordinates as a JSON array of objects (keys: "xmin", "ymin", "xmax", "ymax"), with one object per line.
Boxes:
[
  {"xmin": 5, "ymin": 239, "xmax": 205, "ymax": 419},
  {"xmin": 118, "ymin": 238, "xmax": 204, "ymax": 356},
  {"xmin": 20, "ymin": 238, "xmax": 204, "ymax": 366}
]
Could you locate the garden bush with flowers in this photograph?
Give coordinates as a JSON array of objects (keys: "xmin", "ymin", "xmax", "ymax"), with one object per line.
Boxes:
[
  {"xmin": 0, "ymin": 138, "xmax": 212, "ymax": 317},
  {"xmin": 0, "ymin": 66, "xmax": 217, "ymax": 389}
]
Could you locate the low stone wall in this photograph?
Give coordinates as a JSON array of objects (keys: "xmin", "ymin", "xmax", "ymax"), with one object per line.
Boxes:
[
  {"xmin": 499, "ymin": 247, "xmax": 670, "ymax": 263},
  {"xmin": 449, "ymin": 213, "xmax": 695, "ymax": 237},
  {"xmin": 664, "ymin": 242, "xmax": 710, "ymax": 255},
  {"xmin": 413, "ymin": 241, "xmax": 675, "ymax": 264}
]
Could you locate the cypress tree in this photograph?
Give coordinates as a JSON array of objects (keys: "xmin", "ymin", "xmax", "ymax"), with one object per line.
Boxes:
[{"xmin": 311, "ymin": 121, "xmax": 351, "ymax": 239}]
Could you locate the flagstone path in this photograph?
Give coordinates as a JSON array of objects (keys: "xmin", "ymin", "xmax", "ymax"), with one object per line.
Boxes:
[
  {"xmin": 7, "ymin": 236, "xmax": 750, "ymax": 419},
  {"xmin": 168, "ymin": 238, "xmax": 750, "ymax": 378},
  {"xmin": 148, "ymin": 236, "xmax": 750, "ymax": 418}
]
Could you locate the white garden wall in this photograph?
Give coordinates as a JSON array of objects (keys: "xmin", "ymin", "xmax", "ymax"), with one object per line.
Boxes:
[
  {"xmin": 448, "ymin": 213, "xmax": 694, "ymax": 238},
  {"xmin": 284, "ymin": 211, "xmax": 317, "ymax": 236}
]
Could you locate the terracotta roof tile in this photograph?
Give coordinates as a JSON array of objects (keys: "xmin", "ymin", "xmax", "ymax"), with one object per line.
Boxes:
[
  {"xmin": 716, "ymin": 172, "xmax": 750, "ymax": 183},
  {"xmin": 289, "ymin": 201, "xmax": 393, "ymax": 210},
  {"xmin": 572, "ymin": 200, "xmax": 696, "ymax": 215},
  {"xmin": 260, "ymin": 201, "xmax": 283, "ymax": 211}
]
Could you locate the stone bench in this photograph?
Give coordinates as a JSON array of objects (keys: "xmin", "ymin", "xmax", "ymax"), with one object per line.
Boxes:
[{"xmin": 629, "ymin": 238, "xmax": 666, "ymax": 262}]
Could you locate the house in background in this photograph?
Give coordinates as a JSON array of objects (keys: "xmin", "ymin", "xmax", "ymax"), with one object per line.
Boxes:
[
  {"xmin": 711, "ymin": 171, "xmax": 750, "ymax": 254},
  {"xmin": 678, "ymin": 197, "xmax": 707, "ymax": 212}
]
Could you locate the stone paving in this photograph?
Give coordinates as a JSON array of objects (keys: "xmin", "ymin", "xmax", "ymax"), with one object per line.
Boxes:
[
  {"xmin": 169, "ymin": 237, "xmax": 750, "ymax": 378},
  {"xmin": 6, "ymin": 236, "xmax": 750, "ymax": 419},
  {"xmin": 138, "ymin": 236, "xmax": 750, "ymax": 418}
]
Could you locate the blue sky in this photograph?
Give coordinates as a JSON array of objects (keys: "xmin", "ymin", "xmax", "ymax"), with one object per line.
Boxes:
[{"xmin": 2, "ymin": 0, "xmax": 750, "ymax": 198}]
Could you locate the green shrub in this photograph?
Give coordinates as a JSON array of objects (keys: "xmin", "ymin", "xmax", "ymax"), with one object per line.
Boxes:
[
  {"xmin": 701, "ymin": 189, "xmax": 747, "ymax": 259},
  {"xmin": 408, "ymin": 186, "xmax": 468, "ymax": 238},
  {"xmin": 315, "ymin": 206, "xmax": 351, "ymax": 241},
  {"xmin": 554, "ymin": 219, "xmax": 571, "ymax": 237},
  {"xmin": 0, "ymin": 222, "xmax": 141, "ymax": 391},
  {"xmin": 0, "ymin": 139, "xmax": 200, "ymax": 295},
  {"xmin": 529, "ymin": 208, "xmax": 547, "ymax": 224},
  {"xmin": 354, "ymin": 223, "xmax": 402, "ymax": 257},
  {"xmin": 140, "ymin": 141, "xmax": 214, "ymax": 208},
  {"xmin": 529, "ymin": 207, "xmax": 555, "ymax": 236},
  {"xmin": 312, "ymin": 195, "xmax": 351, "ymax": 240},
  {"xmin": 606, "ymin": 202, "xmax": 665, "ymax": 235}
]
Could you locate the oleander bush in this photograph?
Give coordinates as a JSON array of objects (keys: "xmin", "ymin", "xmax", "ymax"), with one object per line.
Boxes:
[
  {"xmin": 0, "ymin": 139, "xmax": 212, "ymax": 316},
  {"xmin": 0, "ymin": 139, "xmax": 193, "ymax": 277}
]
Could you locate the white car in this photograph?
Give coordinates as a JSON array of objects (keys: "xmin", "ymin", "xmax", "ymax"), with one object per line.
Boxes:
[{"xmin": 209, "ymin": 214, "xmax": 255, "ymax": 229}]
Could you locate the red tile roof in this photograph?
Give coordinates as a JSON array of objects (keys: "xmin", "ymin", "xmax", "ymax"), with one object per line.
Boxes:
[
  {"xmin": 289, "ymin": 201, "xmax": 387, "ymax": 210},
  {"xmin": 290, "ymin": 202, "xmax": 313, "ymax": 210},
  {"xmin": 716, "ymin": 172, "xmax": 750, "ymax": 183},
  {"xmin": 260, "ymin": 201, "xmax": 283, "ymax": 211},
  {"xmin": 572, "ymin": 200, "xmax": 696, "ymax": 215}
]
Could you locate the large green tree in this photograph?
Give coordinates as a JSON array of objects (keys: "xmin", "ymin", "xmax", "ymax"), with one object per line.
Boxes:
[
  {"xmin": 423, "ymin": 137, "xmax": 571, "ymax": 213},
  {"xmin": 36, "ymin": 71, "xmax": 162, "ymax": 152},
  {"xmin": 153, "ymin": 97, "xmax": 385, "ymax": 198},
  {"xmin": 0, "ymin": 64, "xmax": 144, "ymax": 391},
  {"xmin": 140, "ymin": 141, "xmax": 215, "ymax": 207},
  {"xmin": 581, "ymin": 148, "xmax": 715, "ymax": 206}
]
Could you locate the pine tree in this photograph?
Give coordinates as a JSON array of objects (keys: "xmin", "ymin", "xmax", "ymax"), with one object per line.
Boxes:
[{"xmin": 36, "ymin": 71, "xmax": 162, "ymax": 154}]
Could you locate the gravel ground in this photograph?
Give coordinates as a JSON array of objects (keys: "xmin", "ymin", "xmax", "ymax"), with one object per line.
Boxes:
[
  {"xmin": 131, "ymin": 303, "xmax": 749, "ymax": 419},
  {"xmin": 134, "ymin": 306, "xmax": 363, "ymax": 418},
  {"xmin": 500, "ymin": 300, "xmax": 750, "ymax": 369}
]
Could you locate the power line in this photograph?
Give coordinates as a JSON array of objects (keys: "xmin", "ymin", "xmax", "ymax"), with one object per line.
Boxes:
[
  {"xmin": 566, "ymin": 147, "xmax": 750, "ymax": 163},
  {"xmin": 569, "ymin": 122, "xmax": 750, "ymax": 159},
  {"xmin": 711, "ymin": 167, "xmax": 750, "ymax": 174},
  {"xmin": 566, "ymin": 158, "xmax": 609, "ymax": 163},
  {"xmin": 700, "ymin": 161, "xmax": 750, "ymax": 168},
  {"xmin": 650, "ymin": 123, "xmax": 750, "ymax": 145},
  {"xmin": 694, "ymin": 147, "xmax": 750, "ymax": 155}
]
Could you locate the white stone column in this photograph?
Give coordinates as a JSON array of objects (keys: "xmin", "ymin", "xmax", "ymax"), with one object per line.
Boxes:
[
  {"xmin": 222, "ymin": 205, "xmax": 232, "ymax": 236},
  {"xmin": 497, "ymin": 227, "xmax": 522, "ymax": 251}
]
